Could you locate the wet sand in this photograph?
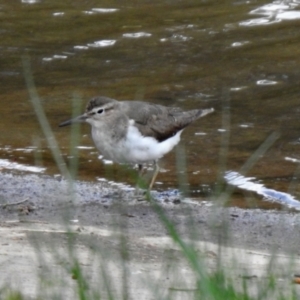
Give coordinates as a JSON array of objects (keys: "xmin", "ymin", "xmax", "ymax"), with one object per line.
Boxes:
[{"xmin": 0, "ymin": 172, "xmax": 300, "ymax": 299}]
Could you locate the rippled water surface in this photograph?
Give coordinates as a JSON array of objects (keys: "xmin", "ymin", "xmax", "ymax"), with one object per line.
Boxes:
[{"xmin": 1, "ymin": 0, "xmax": 300, "ymax": 209}]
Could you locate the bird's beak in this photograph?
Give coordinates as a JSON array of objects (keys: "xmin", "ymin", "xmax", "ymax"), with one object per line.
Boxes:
[{"xmin": 59, "ymin": 113, "xmax": 87, "ymax": 127}]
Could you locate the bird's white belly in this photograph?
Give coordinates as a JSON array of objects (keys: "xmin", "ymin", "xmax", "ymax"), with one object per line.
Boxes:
[{"xmin": 91, "ymin": 123, "xmax": 182, "ymax": 164}]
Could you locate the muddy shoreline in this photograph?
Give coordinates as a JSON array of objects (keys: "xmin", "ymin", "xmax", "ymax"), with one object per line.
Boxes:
[{"xmin": 1, "ymin": 171, "xmax": 300, "ymax": 254}]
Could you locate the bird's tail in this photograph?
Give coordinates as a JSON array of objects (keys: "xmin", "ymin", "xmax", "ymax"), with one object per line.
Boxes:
[{"xmin": 197, "ymin": 107, "xmax": 214, "ymax": 118}]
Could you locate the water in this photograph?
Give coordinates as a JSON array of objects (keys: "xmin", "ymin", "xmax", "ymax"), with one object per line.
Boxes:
[{"xmin": 1, "ymin": 0, "xmax": 300, "ymax": 209}]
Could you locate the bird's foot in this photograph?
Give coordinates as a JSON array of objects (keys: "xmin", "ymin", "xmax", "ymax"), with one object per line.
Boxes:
[{"xmin": 134, "ymin": 187, "xmax": 154, "ymax": 201}]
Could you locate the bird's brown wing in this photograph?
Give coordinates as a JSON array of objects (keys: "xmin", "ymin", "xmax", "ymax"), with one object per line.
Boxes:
[{"xmin": 122, "ymin": 101, "xmax": 206, "ymax": 142}]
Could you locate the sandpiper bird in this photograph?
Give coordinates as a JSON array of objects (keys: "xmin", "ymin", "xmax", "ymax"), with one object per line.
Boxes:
[{"xmin": 59, "ymin": 96, "xmax": 214, "ymax": 190}]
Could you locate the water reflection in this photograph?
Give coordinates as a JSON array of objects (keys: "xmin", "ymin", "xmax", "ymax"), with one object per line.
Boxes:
[
  {"xmin": 256, "ymin": 79, "xmax": 278, "ymax": 85},
  {"xmin": 43, "ymin": 55, "xmax": 68, "ymax": 62},
  {"xmin": 0, "ymin": 158, "xmax": 45, "ymax": 173},
  {"xmin": 87, "ymin": 40, "xmax": 117, "ymax": 47},
  {"xmin": 240, "ymin": 0, "xmax": 300, "ymax": 26},
  {"xmin": 53, "ymin": 12, "xmax": 65, "ymax": 17},
  {"xmin": 231, "ymin": 41, "xmax": 249, "ymax": 47},
  {"xmin": 21, "ymin": 0, "xmax": 40, "ymax": 3},
  {"xmin": 90, "ymin": 8, "xmax": 119, "ymax": 13},
  {"xmin": 225, "ymin": 171, "xmax": 300, "ymax": 211},
  {"xmin": 123, "ymin": 32, "xmax": 152, "ymax": 38}
]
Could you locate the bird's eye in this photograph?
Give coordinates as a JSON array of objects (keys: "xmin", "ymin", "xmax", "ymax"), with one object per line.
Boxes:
[{"xmin": 97, "ymin": 109, "xmax": 104, "ymax": 114}]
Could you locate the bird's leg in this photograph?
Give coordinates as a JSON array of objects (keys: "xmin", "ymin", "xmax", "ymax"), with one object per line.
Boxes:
[
  {"xmin": 135, "ymin": 164, "xmax": 147, "ymax": 195},
  {"xmin": 138, "ymin": 164, "xmax": 146, "ymax": 177},
  {"xmin": 148, "ymin": 161, "xmax": 160, "ymax": 191},
  {"xmin": 135, "ymin": 162, "xmax": 159, "ymax": 199}
]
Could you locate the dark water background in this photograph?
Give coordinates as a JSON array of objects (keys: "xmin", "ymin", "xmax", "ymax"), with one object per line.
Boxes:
[{"xmin": 1, "ymin": 0, "xmax": 300, "ymax": 209}]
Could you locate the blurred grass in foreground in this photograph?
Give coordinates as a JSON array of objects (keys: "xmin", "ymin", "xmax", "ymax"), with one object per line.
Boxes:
[{"xmin": 0, "ymin": 56, "xmax": 296, "ymax": 300}]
